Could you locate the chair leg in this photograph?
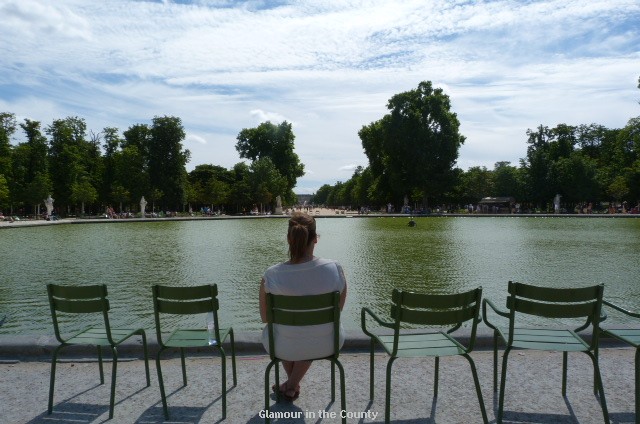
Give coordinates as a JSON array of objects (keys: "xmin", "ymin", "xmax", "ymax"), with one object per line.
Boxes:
[
  {"xmin": 369, "ymin": 338, "xmax": 375, "ymax": 400},
  {"xmin": 493, "ymin": 329, "xmax": 498, "ymax": 392},
  {"xmin": 229, "ymin": 329, "xmax": 237, "ymax": 386},
  {"xmin": 331, "ymin": 360, "xmax": 336, "ymax": 402},
  {"xmin": 140, "ymin": 331, "xmax": 151, "ymax": 386},
  {"xmin": 497, "ymin": 346, "xmax": 512, "ymax": 424},
  {"xmin": 275, "ymin": 360, "xmax": 281, "ymax": 402},
  {"xmin": 333, "ymin": 359, "xmax": 347, "ymax": 424},
  {"xmin": 434, "ymin": 356, "xmax": 439, "ymax": 398},
  {"xmin": 264, "ymin": 360, "xmax": 277, "ymax": 424},
  {"xmin": 587, "ymin": 351, "xmax": 610, "ymax": 424},
  {"xmin": 562, "ymin": 351, "xmax": 568, "ymax": 396},
  {"xmin": 155, "ymin": 348, "xmax": 170, "ymax": 420},
  {"xmin": 109, "ymin": 346, "xmax": 118, "ymax": 420},
  {"xmin": 385, "ymin": 357, "xmax": 397, "ymax": 424},
  {"xmin": 97, "ymin": 345, "xmax": 105, "ymax": 384},
  {"xmin": 219, "ymin": 347, "xmax": 227, "ymax": 420},
  {"xmin": 464, "ymin": 353, "xmax": 489, "ymax": 424},
  {"xmin": 180, "ymin": 347, "xmax": 187, "ymax": 386},
  {"xmin": 635, "ymin": 348, "xmax": 639, "ymax": 424},
  {"xmin": 594, "ymin": 338, "xmax": 600, "ymax": 395},
  {"xmin": 48, "ymin": 344, "xmax": 64, "ymax": 415}
]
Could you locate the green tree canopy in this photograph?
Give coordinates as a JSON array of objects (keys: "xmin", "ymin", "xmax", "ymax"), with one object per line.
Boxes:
[
  {"xmin": 46, "ymin": 117, "xmax": 92, "ymax": 212},
  {"xmin": 236, "ymin": 121, "xmax": 304, "ymax": 203},
  {"xmin": 148, "ymin": 116, "xmax": 190, "ymax": 210},
  {"xmin": 359, "ymin": 81, "xmax": 465, "ymax": 206},
  {"xmin": 0, "ymin": 174, "xmax": 9, "ymax": 210},
  {"xmin": 248, "ymin": 157, "xmax": 287, "ymax": 211},
  {"xmin": 0, "ymin": 112, "xmax": 16, "ymax": 179}
]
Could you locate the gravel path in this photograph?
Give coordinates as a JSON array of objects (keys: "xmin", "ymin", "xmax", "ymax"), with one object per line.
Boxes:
[{"xmin": 0, "ymin": 346, "xmax": 635, "ymax": 423}]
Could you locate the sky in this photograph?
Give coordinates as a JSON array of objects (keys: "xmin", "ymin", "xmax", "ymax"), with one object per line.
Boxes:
[{"xmin": 1, "ymin": 0, "xmax": 639, "ymax": 194}]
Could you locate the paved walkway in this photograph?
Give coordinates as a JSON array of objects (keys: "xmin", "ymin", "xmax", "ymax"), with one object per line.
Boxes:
[{"xmin": 0, "ymin": 342, "xmax": 636, "ymax": 423}]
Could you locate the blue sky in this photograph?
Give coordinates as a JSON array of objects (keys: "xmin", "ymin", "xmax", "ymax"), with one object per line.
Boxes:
[{"xmin": 1, "ymin": 0, "xmax": 639, "ymax": 194}]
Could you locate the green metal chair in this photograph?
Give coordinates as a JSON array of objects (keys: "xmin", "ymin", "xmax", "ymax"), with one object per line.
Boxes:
[
  {"xmin": 152, "ymin": 284, "xmax": 237, "ymax": 420},
  {"xmin": 483, "ymin": 281, "xmax": 609, "ymax": 424},
  {"xmin": 361, "ymin": 287, "xmax": 488, "ymax": 424},
  {"xmin": 599, "ymin": 300, "xmax": 640, "ymax": 423},
  {"xmin": 47, "ymin": 283, "xmax": 150, "ymax": 420},
  {"xmin": 264, "ymin": 291, "xmax": 346, "ymax": 424}
]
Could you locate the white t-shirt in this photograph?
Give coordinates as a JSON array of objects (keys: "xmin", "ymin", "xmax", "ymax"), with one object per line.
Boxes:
[{"xmin": 261, "ymin": 256, "xmax": 346, "ymax": 361}]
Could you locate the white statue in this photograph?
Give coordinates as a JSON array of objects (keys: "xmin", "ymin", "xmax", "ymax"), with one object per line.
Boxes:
[
  {"xmin": 140, "ymin": 196, "xmax": 147, "ymax": 217},
  {"xmin": 553, "ymin": 194, "xmax": 561, "ymax": 214},
  {"xmin": 274, "ymin": 195, "xmax": 283, "ymax": 215},
  {"xmin": 45, "ymin": 195, "xmax": 54, "ymax": 218}
]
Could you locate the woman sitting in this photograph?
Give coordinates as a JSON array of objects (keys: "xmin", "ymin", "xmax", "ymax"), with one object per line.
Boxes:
[{"xmin": 259, "ymin": 212, "xmax": 348, "ymax": 401}]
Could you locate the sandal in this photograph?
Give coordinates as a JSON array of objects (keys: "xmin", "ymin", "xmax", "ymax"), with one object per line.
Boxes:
[
  {"xmin": 272, "ymin": 383, "xmax": 300, "ymax": 401},
  {"xmin": 282, "ymin": 387, "xmax": 300, "ymax": 401}
]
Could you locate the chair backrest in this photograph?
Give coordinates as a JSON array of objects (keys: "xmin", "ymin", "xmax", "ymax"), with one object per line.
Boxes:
[
  {"xmin": 265, "ymin": 291, "xmax": 341, "ymax": 360},
  {"xmin": 505, "ymin": 281, "xmax": 604, "ymax": 347},
  {"xmin": 152, "ymin": 284, "xmax": 220, "ymax": 345},
  {"xmin": 390, "ymin": 287, "xmax": 483, "ymax": 352},
  {"xmin": 47, "ymin": 283, "xmax": 112, "ymax": 343}
]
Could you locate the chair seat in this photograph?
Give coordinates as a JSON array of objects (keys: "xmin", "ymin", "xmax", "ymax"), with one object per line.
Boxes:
[
  {"xmin": 496, "ymin": 327, "xmax": 589, "ymax": 352},
  {"xmin": 374, "ymin": 331, "xmax": 466, "ymax": 358},
  {"xmin": 67, "ymin": 327, "xmax": 141, "ymax": 346},
  {"xmin": 601, "ymin": 328, "xmax": 640, "ymax": 347},
  {"xmin": 164, "ymin": 328, "xmax": 231, "ymax": 348}
]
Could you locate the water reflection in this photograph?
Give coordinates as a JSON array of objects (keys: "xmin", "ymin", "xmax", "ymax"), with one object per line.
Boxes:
[{"xmin": 0, "ymin": 216, "xmax": 639, "ymax": 335}]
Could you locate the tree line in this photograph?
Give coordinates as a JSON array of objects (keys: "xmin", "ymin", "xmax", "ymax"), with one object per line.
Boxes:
[
  {"xmin": 0, "ymin": 115, "xmax": 303, "ymax": 217},
  {"xmin": 1, "ymin": 78, "xmax": 638, "ymax": 217},
  {"xmin": 312, "ymin": 79, "xmax": 640, "ymax": 213}
]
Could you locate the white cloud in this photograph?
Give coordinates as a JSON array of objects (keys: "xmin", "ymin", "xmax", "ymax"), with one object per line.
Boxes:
[
  {"xmin": 186, "ymin": 133, "xmax": 207, "ymax": 145},
  {"xmin": 250, "ymin": 109, "xmax": 289, "ymax": 124},
  {"xmin": 338, "ymin": 164, "xmax": 359, "ymax": 172}
]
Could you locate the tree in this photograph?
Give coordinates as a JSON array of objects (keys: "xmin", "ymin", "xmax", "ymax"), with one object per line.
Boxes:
[
  {"xmin": 20, "ymin": 119, "xmax": 49, "ymax": 179},
  {"xmin": 70, "ymin": 178, "xmax": 98, "ymax": 216},
  {"xmin": 111, "ymin": 185, "xmax": 130, "ymax": 212},
  {"xmin": 248, "ymin": 157, "xmax": 287, "ymax": 212},
  {"xmin": 188, "ymin": 164, "xmax": 233, "ymax": 211},
  {"xmin": 229, "ymin": 162, "xmax": 252, "ymax": 212},
  {"xmin": 351, "ymin": 166, "xmax": 375, "ymax": 207},
  {"xmin": 549, "ymin": 153, "xmax": 600, "ymax": 205},
  {"xmin": 0, "ymin": 174, "xmax": 9, "ymax": 211},
  {"xmin": 613, "ymin": 117, "xmax": 640, "ymax": 203},
  {"xmin": 326, "ymin": 182, "xmax": 343, "ymax": 207},
  {"xmin": 521, "ymin": 125, "xmax": 555, "ymax": 207},
  {"xmin": 24, "ymin": 172, "xmax": 52, "ymax": 216},
  {"xmin": 236, "ymin": 121, "xmax": 304, "ymax": 203},
  {"xmin": 459, "ymin": 166, "xmax": 493, "ymax": 204},
  {"xmin": 0, "ymin": 112, "xmax": 16, "ymax": 179},
  {"xmin": 312, "ymin": 184, "xmax": 333, "ymax": 205},
  {"xmin": 148, "ymin": 116, "xmax": 189, "ymax": 210},
  {"xmin": 113, "ymin": 144, "xmax": 149, "ymax": 208},
  {"xmin": 101, "ymin": 127, "xmax": 121, "ymax": 202},
  {"xmin": 492, "ymin": 162, "xmax": 524, "ymax": 199},
  {"xmin": 47, "ymin": 117, "xmax": 96, "ymax": 214},
  {"xmin": 607, "ymin": 175, "xmax": 628, "ymax": 203},
  {"xmin": 359, "ymin": 81, "xmax": 465, "ymax": 206}
]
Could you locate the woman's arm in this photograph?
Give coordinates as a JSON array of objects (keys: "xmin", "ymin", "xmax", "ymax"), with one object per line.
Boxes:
[
  {"xmin": 259, "ymin": 278, "xmax": 267, "ymax": 323},
  {"xmin": 337, "ymin": 264, "xmax": 348, "ymax": 311},
  {"xmin": 339, "ymin": 282, "xmax": 348, "ymax": 311}
]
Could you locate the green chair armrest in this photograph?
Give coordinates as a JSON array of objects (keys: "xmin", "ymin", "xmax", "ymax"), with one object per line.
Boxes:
[
  {"xmin": 603, "ymin": 300, "xmax": 640, "ymax": 319},
  {"xmin": 482, "ymin": 298, "xmax": 509, "ymax": 330},
  {"xmin": 361, "ymin": 307, "xmax": 394, "ymax": 338}
]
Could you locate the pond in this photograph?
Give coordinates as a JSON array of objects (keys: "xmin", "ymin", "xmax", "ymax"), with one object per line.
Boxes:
[{"xmin": 1, "ymin": 216, "xmax": 639, "ymax": 335}]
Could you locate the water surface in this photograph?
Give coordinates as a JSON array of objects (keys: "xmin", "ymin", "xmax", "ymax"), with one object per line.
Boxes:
[{"xmin": 1, "ymin": 216, "xmax": 638, "ymax": 335}]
